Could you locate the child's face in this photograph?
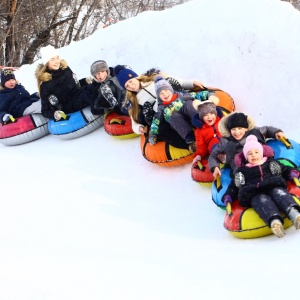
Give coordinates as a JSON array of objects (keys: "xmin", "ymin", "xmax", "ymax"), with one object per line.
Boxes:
[
  {"xmin": 47, "ymin": 56, "xmax": 61, "ymax": 70},
  {"xmin": 4, "ymin": 79, "xmax": 16, "ymax": 89},
  {"xmin": 230, "ymin": 127, "xmax": 248, "ymax": 140},
  {"xmin": 203, "ymin": 113, "xmax": 216, "ymax": 126},
  {"xmin": 159, "ymin": 89, "xmax": 173, "ymax": 102},
  {"xmin": 94, "ymin": 70, "xmax": 108, "ymax": 82},
  {"xmin": 246, "ymin": 149, "xmax": 263, "ymax": 165},
  {"xmin": 125, "ymin": 78, "xmax": 140, "ymax": 92}
]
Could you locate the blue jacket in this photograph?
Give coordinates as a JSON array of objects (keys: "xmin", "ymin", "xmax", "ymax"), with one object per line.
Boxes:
[{"xmin": 0, "ymin": 84, "xmax": 40, "ymax": 121}]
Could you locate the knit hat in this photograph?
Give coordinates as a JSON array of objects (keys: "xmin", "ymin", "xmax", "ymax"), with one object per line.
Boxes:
[
  {"xmin": 90, "ymin": 60, "xmax": 109, "ymax": 76},
  {"xmin": 196, "ymin": 101, "xmax": 218, "ymax": 121},
  {"xmin": 243, "ymin": 135, "xmax": 263, "ymax": 159},
  {"xmin": 154, "ymin": 75, "xmax": 174, "ymax": 97},
  {"xmin": 114, "ymin": 65, "xmax": 138, "ymax": 88},
  {"xmin": 227, "ymin": 112, "xmax": 248, "ymax": 130},
  {"xmin": 1, "ymin": 69, "xmax": 16, "ymax": 86},
  {"xmin": 40, "ymin": 45, "xmax": 59, "ymax": 65}
]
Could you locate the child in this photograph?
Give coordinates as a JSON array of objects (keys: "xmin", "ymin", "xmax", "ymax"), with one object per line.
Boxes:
[
  {"xmin": 0, "ymin": 69, "xmax": 41, "ymax": 122},
  {"xmin": 35, "ymin": 45, "xmax": 101, "ymax": 120},
  {"xmin": 88, "ymin": 60, "xmax": 127, "ymax": 115},
  {"xmin": 223, "ymin": 135, "xmax": 300, "ymax": 238},
  {"xmin": 208, "ymin": 111, "xmax": 285, "ymax": 178},
  {"xmin": 191, "ymin": 98, "xmax": 223, "ymax": 164},
  {"xmin": 113, "ymin": 65, "xmax": 204, "ymax": 135},
  {"xmin": 149, "ymin": 75, "xmax": 198, "ymax": 152}
]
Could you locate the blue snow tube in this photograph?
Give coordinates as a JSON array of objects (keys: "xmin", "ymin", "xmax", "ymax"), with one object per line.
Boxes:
[{"xmin": 48, "ymin": 106, "xmax": 104, "ymax": 139}]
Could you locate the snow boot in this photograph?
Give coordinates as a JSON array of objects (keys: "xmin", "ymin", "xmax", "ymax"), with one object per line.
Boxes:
[
  {"xmin": 288, "ymin": 207, "xmax": 300, "ymax": 230},
  {"xmin": 270, "ymin": 219, "xmax": 285, "ymax": 238}
]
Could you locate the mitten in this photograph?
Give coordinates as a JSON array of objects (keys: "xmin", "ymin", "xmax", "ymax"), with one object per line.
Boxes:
[
  {"xmin": 290, "ymin": 170, "xmax": 300, "ymax": 180},
  {"xmin": 166, "ymin": 77, "xmax": 183, "ymax": 91},
  {"xmin": 149, "ymin": 135, "xmax": 157, "ymax": 145},
  {"xmin": 192, "ymin": 155, "xmax": 201, "ymax": 165},
  {"xmin": 142, "ymin": 101, "xmax": 155, "ymax": 125},
  {"xmin": 223, "ymin": 195, "xmax": 232, "ymax": 205},
  {"xmin": 85, "ymin": 76, "xmax": 94, "ymax": 84},
  {"xmin": 2, "ymin": 114, "xmax": 14, "ymax": 122},
  {"xmin": 54, "ymin": 110, "xmax": 66, "ymax": 121}
]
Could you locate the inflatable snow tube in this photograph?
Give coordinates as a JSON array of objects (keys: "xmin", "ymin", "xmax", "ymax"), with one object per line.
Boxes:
[
  {"xmin": 192, "ymin": 86, "xmax": 235, "ymax": 115},
  {"xmin": 0, "ymin": 114, "xmax": 49, "ymax": 146},
  {"xmin": 224, "ymin": 184, "xmax": 300, "ymax": 239},
  {"xmin": 104, "ymin": 111, "xmax": 139, "ymax": 139},
  {"xmin": 48, "ymin": 106, "xmax": 104, "ymax": 140},
  {"xmin": 267, "ymin": 138, "xmax": 300, "ymax": 168},
  {"xmin": 140, "ymin": 134, "xmax": 193, "ymax": 167},
  {"xmin": 191, "ymin": 159, "xmax": 214, "ymax": 187},
  {"xmin": 211, "ymin": 167, "xmax": 232, "ymax": 208}
]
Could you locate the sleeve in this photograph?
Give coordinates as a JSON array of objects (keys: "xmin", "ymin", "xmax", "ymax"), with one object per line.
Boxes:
[
  {"xmin": 194, "ymin": 129, "xmax": 208, "ymax": 158},
  {"xmin": 208, "ymin": 138, "xmax": 227, "ymax": 172},
  {"xmin": 258, "ymin": 125, "xmax": 282, "ymax": 139}
]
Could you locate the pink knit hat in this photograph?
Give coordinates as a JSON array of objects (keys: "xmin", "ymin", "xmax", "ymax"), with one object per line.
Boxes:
[{"xmin": 243, "ymin": 135, "xmax": 263, "ymax": 159}]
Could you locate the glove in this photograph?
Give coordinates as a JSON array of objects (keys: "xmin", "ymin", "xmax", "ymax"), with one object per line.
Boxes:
[
  {"xmin": 85, "ymin": 76, "xmax": 94, "ymax": 84},
  {"xmin": 54, "ymin": 110, "xmax": 66, "ymax": 121},
  {"xmin": 223, "ymin": 195, "xmax": 232, "ymax": 205},
  {"xmin": 149, "ymin": 135, "xmax": 157, "ymax": 145},
  {"xmin": 192, "ymin": 155, "xmax": 201, "ymax": 165},
  {"xmin": 2, "ymin": 114, "xmax": 14, "ymax": 122},
  {"xmin": 166, "ymin": 77, "xmax": 183, "ymax": 91},
  {"xmin": 142, "ymin": 101, "xmax": 155, "ymax": 125},
  {"xmin": 290, "ymin": 170, "xmax": 300, "ymax": 180}
]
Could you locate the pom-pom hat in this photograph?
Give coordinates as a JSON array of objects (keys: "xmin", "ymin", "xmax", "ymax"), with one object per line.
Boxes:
[
  {"xmin": 153, "ymin": 75, "xmax": 174, "ymax": 97},
  {"xmin": 90, "ymin": 60, "xmax": 109, "ymax": 77},
  {"xmin": 243, "ymin": 135, "xmax": 263, "ymax": 159},
  {"xmin": 40, "ymin": 45, "xmax": 59, "ymax": 65},
  {"xmin": 114, "ymin": 65, "xmax": 138, "ymax": 89},
  {"xmin": 1, "ymin": 69, "xmax": 16, "ymax": 86},
  {"xmin": 227, "ymin": 112, "xmax": 248, "ymax": 131}
]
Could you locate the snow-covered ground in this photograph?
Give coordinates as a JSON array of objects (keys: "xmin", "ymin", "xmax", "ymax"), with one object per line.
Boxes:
[{"xmin": 1, "ymin": 0, "xmax": 300, "ymax": 299}]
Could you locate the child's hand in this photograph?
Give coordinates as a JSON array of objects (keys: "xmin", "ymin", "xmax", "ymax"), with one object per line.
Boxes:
[
  {"xmin": 139, "ymin": 126, "xmax": 147, "ymax": 134},
  {"xmin": 54, "ymin": 110, "xmax": 66, "ymax": 121},
  {"xmin": 193, "ymin": 81, "xmax": 204, "ymax": 89},
  {"xmin": 213, "ymin": 167, "xmax": 221, "ymax": 179},
  {"xmin": 192, "ymin": 155, "xmax": 201, "ymax": 165},
  {"xmin": 2, "ymin": 114, "xmax": 14, "ymax": 122},
  {"xmin": 275, "ymin": 131, "xmax": 285, "ymax": 140}
]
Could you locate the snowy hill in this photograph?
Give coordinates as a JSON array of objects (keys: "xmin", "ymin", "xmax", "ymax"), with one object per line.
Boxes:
[{"xmin": 2, "ymin": 0, "xmax": 300, "ymax": 299}]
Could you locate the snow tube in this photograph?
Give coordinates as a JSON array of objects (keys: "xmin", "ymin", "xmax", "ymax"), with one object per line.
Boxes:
[
  {"xmin": 0, "ymin": 114, "xmax": 49, "ymax": 146},
  {"xmin": 267, "ymin": 138, "xmax": 300, "ymax": 168},
  {"xmin": 191, "ymin": 159, "xmax": 214, "ymax": 187},
  {"xmin": 48, "ymin": 106, "xmax": 104, "ymax": 139},
  {"xmin": 104, "ymin": 111, "xmax": 139, "ymax": 139},
  {"xmin": 140, "ymin": 134, "xmax": 193, "ymax": 167},
  {"xmin": 224, "ymin": 184, "xmax": 300, "ymax": 239}
]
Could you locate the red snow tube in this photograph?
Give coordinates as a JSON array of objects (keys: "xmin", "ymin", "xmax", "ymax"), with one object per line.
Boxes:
[
  {"xmin": 0, "ymin": 114, "xmax": 49, "ymax": 146},
  {"xmin": 191, "ymin": 159, "xmax": 214, "ymax": 187},
  {"xmin": 104, "ymin": 111, "xmax": 139, "ymax": 139}
]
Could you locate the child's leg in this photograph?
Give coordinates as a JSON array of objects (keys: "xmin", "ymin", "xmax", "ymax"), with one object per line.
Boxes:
[
  {"xmin": 23, "ymin": 100, "xmax": 42, "ymax": 115},
  {"xmin": 251, "ymin": 193, "xmax": 284, "ymax": 227},
  {"xmin": 268, "ymin": 187, "xmax": 300, "ymax": 229}
]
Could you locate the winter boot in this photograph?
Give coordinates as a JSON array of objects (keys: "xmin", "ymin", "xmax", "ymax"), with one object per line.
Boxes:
[
  {"xmin": 188, "ymin": 141, "xmax": 197, "ymax": 153},
  {"xmin": 99, "ymin": 84, "xmax": 118, "ymax": 109},
  {"xmin": 270, "ymin": 219, "xmax": 285, "ymax": 238},
  {"xmin": 288, "ymin": 207, "xmax": 300, "ymax": 230}
]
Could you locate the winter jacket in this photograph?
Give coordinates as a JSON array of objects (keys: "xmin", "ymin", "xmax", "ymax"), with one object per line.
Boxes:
[
  {"xmin": 224, "ymin": 147, "xmax": 295, "ymax": 207},
  {"xmin": 208, "ymin": 112, "xmax": 282, "ymax": 172},
  {"xmin": 149, "ymin": 93, "xmax": 194, "ymax": 136},
  {"xmin": 0, "ymin": 83, "xmax": 40, "ymax": 121},
  {"xmin": 35, "ymin": 60, "xmax": 98, "ymax": 119},
  {"xmin": 89, "ymin": 76, "xmax": 126, "ymax": 115},
  {"xmin": 191, "ymin": 106, "xmax": 223, "ymax": 158}
]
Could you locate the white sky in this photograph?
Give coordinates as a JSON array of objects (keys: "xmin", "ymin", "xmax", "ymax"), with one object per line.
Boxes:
[{"xmin": 1, "ymin": 0, "xmax": 300, "ymax": 299}]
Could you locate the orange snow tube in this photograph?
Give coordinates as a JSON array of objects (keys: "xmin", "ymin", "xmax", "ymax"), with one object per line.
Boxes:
[{"xmin": 140, "ymin": 134, "xmax": 193, "ymax": 167}]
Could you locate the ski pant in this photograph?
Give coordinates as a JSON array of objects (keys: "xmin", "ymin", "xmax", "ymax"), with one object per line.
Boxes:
[
  {"xmin": 169, "ymin": 100, "xmax": 197, "ymax": 143},
  {"xmin": 23, "ymin": 100, "xmax": 42, "ymax": 115},
  {"xmin": 251, "ymin": 187, "xmax": 299, "ymax": 227}
]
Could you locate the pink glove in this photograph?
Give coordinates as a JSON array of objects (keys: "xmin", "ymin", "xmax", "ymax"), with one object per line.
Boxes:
[{"xmin": 192, "ymin": 155, "xmax": 201, "ymax": 164}]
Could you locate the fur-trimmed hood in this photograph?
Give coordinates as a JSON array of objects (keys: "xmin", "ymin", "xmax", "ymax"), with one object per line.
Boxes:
[
  {"xmin": 35, "ymin": 59, "xmax": 68, "ymax": 83},
  {"xmin": 218, "ymin": 111, "xmax": 255, "ymax": 137}
]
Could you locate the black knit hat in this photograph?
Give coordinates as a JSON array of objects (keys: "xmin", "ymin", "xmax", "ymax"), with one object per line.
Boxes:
[
  {"xmin": 1, "ymin": 69, "xmax": 16, "ymax": 86},
  {"xmin": 227, "ymin": 112, "xmax": 248, "ymax": 130}
]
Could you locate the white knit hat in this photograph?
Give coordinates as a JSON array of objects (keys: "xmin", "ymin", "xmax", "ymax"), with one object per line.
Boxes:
[{"xmin": 40, "ymin": 45, "xmax": 59, "ymax": 65}]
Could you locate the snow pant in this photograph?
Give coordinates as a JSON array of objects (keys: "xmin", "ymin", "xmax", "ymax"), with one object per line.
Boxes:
[
  {"xmin": 23, "ymin": 100, "xmax": 42, "ymax": 115},
  {"xmin": 169, "ymin": 100, "xmax": 197, "ymax": 143},
  {"xmin": 251, "ymin": 187, "xmax": 300, "ymax": 227}
]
